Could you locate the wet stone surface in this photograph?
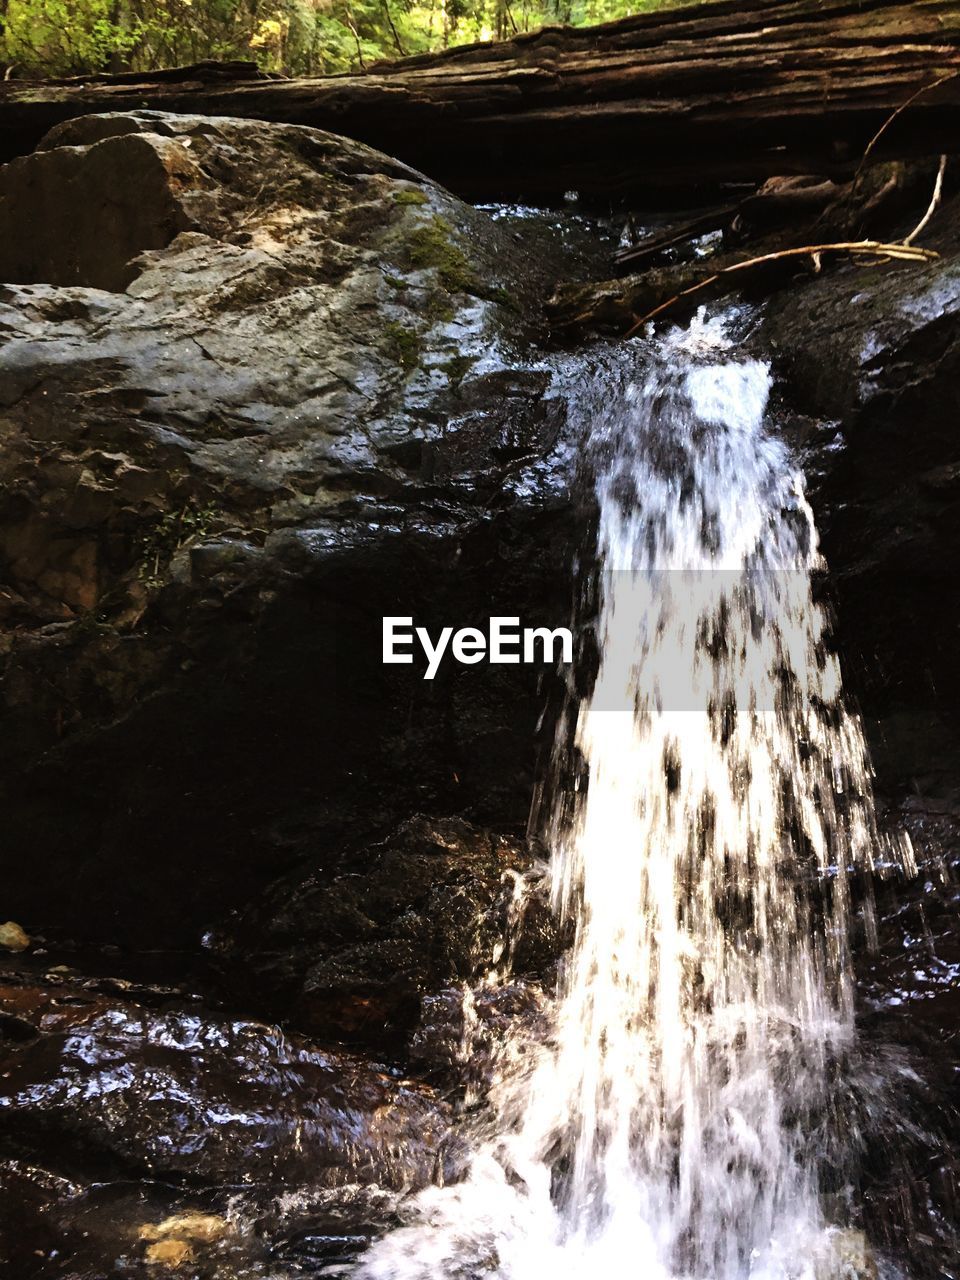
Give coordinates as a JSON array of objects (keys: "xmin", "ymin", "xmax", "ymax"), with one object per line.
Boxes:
[
  {"xmin": 761, "ymin": 205, "xmax": 960, "ymax": 801},
  {"xmin": 0, "ymin": 110, "xmax": 595, "ymax": 954},
  {"xmin": 0, "ymin": 961, "xmax": 454, "ymax": 1277},
  {"xmin": 215, "ymin": 815, "xmax": 561, "ymax": 1049}
]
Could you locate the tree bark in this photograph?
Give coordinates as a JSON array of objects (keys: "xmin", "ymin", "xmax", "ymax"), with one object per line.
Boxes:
[{"xmin": 1, "ymin": 0, "xmax": 959, "ymax": 197}]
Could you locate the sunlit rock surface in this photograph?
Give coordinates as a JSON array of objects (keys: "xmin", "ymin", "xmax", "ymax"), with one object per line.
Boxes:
[
  {"xmin": 0, "ymin": 972, "xmax": 452, "ymax": 1186},
  {"xmin": 0, "ymin": 962, "xmax": 454, "ymax": 1275}
]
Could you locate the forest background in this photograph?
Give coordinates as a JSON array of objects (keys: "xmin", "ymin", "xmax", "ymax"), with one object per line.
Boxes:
[{"xmin": 0, "ymin": 0, "xmax": 702, "ymax": 78}]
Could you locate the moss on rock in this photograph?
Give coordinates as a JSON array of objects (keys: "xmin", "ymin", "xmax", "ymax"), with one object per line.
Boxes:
[
  {"xmin": 407, "ymin": 215, "xmax": 477, "ymax": 293},
  {"xmin": 384, "ymin": 321, "xmax": 422, "ymax": 370},
  {"xmin": 393, "ymin": 188, "xmax": 429, "ymax": 207}
]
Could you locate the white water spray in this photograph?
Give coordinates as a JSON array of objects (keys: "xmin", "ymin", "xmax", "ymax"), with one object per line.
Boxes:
[{"xmin": 360, "ymin": 315, "xmax": 914, "ymax": 1280}]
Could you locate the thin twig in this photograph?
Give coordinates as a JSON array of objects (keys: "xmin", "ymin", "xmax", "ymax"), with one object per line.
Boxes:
[
  {"xmin": 623, "ymin": 241, "xmax": 938, "ymax": 337},
  {"xmin": 345, "ymin": 5, "xmax": 365, "ymax": 70},
  {"xmin": 904, "ymin": 155, "xmax": 948, "ymax": 246},
  {"xmin": 380, "ymin": 0, "xmax": 407, "ymax": 57},
  {"xmin": 856, "ymin": 70, "xmax": 960, "ymax": 183}
]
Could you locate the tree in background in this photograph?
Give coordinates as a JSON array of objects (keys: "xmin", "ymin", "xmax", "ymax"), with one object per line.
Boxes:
[{"xmin": 0, "ymin": 0, "xmax": 694, "ymax": 77}]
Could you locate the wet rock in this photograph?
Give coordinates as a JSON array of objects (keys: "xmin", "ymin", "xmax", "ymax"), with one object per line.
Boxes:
[
  {"xmin": 145, "ymin": 1237, "xmax": 194, "ymax": 1267},
  {"xmin": 758, "ymin": 215, "xmax": 960, "ymax": 1280},
  {"xmin": 831, "ymin": 802, "xmax": 960, "ymax": 1280},
  {"xmin": 3, "ymin": 1173, "xmax": 399, "ymax": 1280},
  {"xmin": 220, "ymin": 815, "xmax": 561, "ymax": 1048},
  {"xmin": 0, "ymin": 111, "xmax": 589, "ymax": 951},
  {"xmin": 410, "ymin": 979, "xmax": 548, "ymax": 1093},
  {"xmin": 139, "ymin": 1212, "xmax": 231, "ymax": 1244},
  {"xmin": 861, "ymin": 803, "xmax": 960, "ymax": 1036},
  {"xmin": 826, "ymin": 1030, "xmax": 960, "ymax": 1280},
  {"xmin": 0, "ymin": 126, "xmax": 203, "ymax": 290},
  {"xmin": 0, "ymin": 973, "xmax": 453, "ymax": 1191},
  {"xmin": 0, "ymin": 921, "xmax": 29, "ymax": 952},
  {"xmin": 143, "ymin": 1215, "xmax": 240, "ymax": 1273}
]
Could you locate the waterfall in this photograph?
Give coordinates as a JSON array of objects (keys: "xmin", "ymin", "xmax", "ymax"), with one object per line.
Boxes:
[{"xmin": 359, "ymin": 313, "xmax": 914, "ymax": 1280}]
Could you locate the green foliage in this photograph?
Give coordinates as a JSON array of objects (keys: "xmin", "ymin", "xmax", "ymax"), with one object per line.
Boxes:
[
  {"xmin": 1, "ymin": 0, "xmax": 700, "ymax": 79},
  {"xmin": 437, "ymin": 353, "xmax": 478, "ymax": 385},
  {"xmin": 3, "ymin": 0, "xmax": 139, "ymax": 76},
  {"xmin": 138, "ymin": 502, "xmax": 221, "ymax": 586},
  {"xmin": 404, "ymin": 214, "xmax": 515, "ymax": 308}
]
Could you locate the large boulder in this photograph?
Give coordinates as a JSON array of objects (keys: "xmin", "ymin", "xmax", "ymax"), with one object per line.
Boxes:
[{"xmin": 0, "ymin": 111, "xmax": 605, "ymax": 953}]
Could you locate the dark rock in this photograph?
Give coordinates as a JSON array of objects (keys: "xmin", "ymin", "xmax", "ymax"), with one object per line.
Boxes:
[
  {"xmin": 0, "ymin": 126, "xmax": 201, "ymax": 290},
  {"xmin": 0, "ymin": 1168, "xmax": 394, "ymax": 1279},
  {"xmin": 0, "ymin": 972, "xmax": 451, "ymax": 1190},
  {"xmin": 0, "ymin": 962, "xmax": 445, "ymax": 1276},
  {"xmin": 847, "ymin": 803, "xmax": 960, "ymax": 1279},
  {"xmin": 860, "ymin": 803, "xmax": 960, "ymax": 1044},
  {"xmin": 827, "ymin": 1031, "xmax": 960, "ymax": 1280},
  {"xmin": 219, "ymin": 815, "xmax": 561, "ymax": 1048},
  {"xmin": 410, "ymin": 979, "xmax": 548, "ymax": 1093}
]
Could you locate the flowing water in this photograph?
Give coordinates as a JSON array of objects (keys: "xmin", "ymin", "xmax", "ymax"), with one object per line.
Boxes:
[{"xmin": 358, "ymin": 314, "xmax": 915, "ymax": 1280}]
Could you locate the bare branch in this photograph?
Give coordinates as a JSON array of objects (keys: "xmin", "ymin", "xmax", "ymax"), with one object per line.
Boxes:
[
  {"xmin": 903, "ymin": 155, "xmax": 948, "ymax": 247},
  {"xmin": 856, "ymin": 70, "xmax": 960, "ymax": 183},
  {"xmin": 624, "ymin": 241, "xmax": 938, "ymax": 337}
]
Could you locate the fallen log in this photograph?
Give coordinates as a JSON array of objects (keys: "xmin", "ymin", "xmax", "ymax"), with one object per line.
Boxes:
[{"xmin": 1, "ymin": 0, "xmax": 959, "ymax": 197}]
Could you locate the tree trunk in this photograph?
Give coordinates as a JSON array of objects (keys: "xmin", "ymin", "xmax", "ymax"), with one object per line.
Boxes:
[{"xmin": 1, "ymin": 0, "xmax": 959, "ymax": 197}]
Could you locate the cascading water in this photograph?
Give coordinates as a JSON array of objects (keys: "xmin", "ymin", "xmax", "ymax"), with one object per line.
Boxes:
[{"xmin": 359, "ymin": 314, "xmax": 914, "ymax": 1280}]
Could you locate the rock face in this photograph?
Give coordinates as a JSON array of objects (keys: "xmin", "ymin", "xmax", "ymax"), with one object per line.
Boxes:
[
  {"xmin": 0, "ymin": 973, "xmax": 450, "ymax": 1190},
  {"xmin": 758, "ymin": 215, "xmax": 960, "ymax": 1279},
  {"xmin": 852, "ymin": 805, "xmax": 960, "ymax": 1280},
  {"xmin": 0, "ymin": 110, "xmax": 605, "ymax": 956},
  {"xmin": 0, "ymin": 116, "xmax": 602, "ymax": 1273},
  {"xmin": 0, "ymin": 123, "xmax": 203, "ymax": 289}
]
